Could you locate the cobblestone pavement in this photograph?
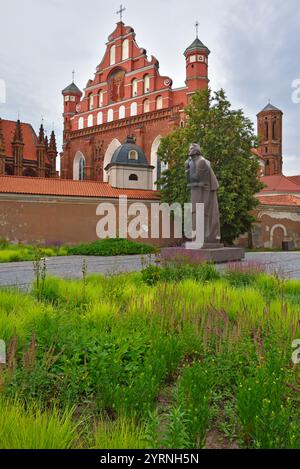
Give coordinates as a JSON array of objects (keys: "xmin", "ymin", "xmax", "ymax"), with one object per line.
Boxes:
[{"xmin": 0, "ymin": 252, "xmax": 299, "ymax": 289}]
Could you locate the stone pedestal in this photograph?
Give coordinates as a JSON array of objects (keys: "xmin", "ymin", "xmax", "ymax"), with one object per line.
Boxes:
[{"xmin": 161, "ymin": 246, "xmax": 245, "ymax": 264}]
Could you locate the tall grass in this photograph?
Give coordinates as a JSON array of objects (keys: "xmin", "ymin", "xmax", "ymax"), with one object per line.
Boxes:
[
  {"xmin": 0, "ymin": 269, "xmax": 300, "ymax": 448},
  {"xmin": 0, "ymin": 399, "xmax": 80, "ymax": 449}
]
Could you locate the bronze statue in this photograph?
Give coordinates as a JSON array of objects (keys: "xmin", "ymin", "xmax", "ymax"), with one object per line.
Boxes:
[{"xmin": 185, "ymin": 143, "xmax": 221, "ymax": 245}]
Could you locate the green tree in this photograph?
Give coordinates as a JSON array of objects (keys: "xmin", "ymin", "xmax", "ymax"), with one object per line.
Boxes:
[{"xmin": 157, "ymin": 89, "xmax": 264, "ymax": 244}]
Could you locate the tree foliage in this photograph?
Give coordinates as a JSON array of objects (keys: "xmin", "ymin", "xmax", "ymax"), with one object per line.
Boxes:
[{"xmin": 157, "ymin": 89, "xmax": 264, "ymax": 244}]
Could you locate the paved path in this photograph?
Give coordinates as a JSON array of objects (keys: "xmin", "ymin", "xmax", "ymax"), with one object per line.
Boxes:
[{"xmin": 0, "ymin": 252, "xmax": 299, "ymax": 289}]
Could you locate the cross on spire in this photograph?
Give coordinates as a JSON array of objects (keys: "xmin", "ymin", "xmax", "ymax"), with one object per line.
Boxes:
[
  {"xmin": 72, "ymin": 70, "xmax": 75, "ymax": 83},
  {"xmin": 116, "ymin": 4, "xmax": 126, "ymax": 22},
  {"xmin": 195, "ymin": 21, "xmax": 199, "ymax": 38}
]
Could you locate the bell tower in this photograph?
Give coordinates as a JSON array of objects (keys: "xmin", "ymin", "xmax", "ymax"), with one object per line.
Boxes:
[
  {"xmin": 62, "ymin": 75, "xmax": 82, "ymax": 145},
  {"xmin": 257, "ymin": 103, "xmax": 283, "ymax": 176},
  {"xmin": 184, "ymin": 22, "xmax": 210, "ymax": 97}
]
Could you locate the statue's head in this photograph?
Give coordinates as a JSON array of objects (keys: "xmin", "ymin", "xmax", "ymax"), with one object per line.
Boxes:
[{"xmin": 189, "ymin": 143, "xmax": 201, "ymax": 157}]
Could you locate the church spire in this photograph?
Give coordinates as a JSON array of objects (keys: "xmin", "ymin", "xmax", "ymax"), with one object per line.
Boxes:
[
  {"xmin": 0, "ymin": 118, "xmax": 6, "ymax": 175},
  {"xmin": 38, "ymin": 123, "xmax": 45, "ymax": 145},
  {"xmin": 13, "ymin": 119, "xmax": 23, "ymax": 143}
]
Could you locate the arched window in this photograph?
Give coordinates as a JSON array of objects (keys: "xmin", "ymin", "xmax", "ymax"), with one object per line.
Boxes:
[
  {"xmin": 129, "ymin": 150, "xmax": 138, "ymax": 160},
  {"xmin": 130, "ymin": 102, "xmax": 137, "ymax": 116},
  {"xmin": 78, "ymin": 117, "xmax": 84, "ymax": 130},
  {"xmin": 265, "ymin": 121, "xmax": 269, "ymax": 140},
  {"xmin": 143, "ymin": 99, "xmax": 150, "ymax": 113},
  {"xmin": 129, "ymin": 174, "xmax": 138, "ymax": 181},
  {"xmin": 89, "ymin": 93, "xmax": 94, "ymax": 111},
  {"xmin": 122, "ymin": 39, "xmax": 129, "ymax": 60},
  {"xmin": 73, "ymin": 152, "xmax": 86, "ymax": 180},
  {"xmin": 119, "ymin": 105, "xmax": 125, "ymax": 119},
  {"xmin": 107, "ymin": 109, "xmax": 114, "ymax": 122},
  {"xmin": 144, "ymin": 74, "xmax": 150, "ymax": 93},
  {"xmin": 98, "ymin": 90, "xmax": 104, "ymax": 108},
  {"xmin": 97, "ymin": 111, "xmax": 103, "ymax": 125},
  {"xmin": 110, "ymin": 45, "xmax": 116, "ymax": 65},
  {"xmin": 132, "ymin": 78, "xmax": 138, "ymax": 97},
  {"xmin": 156, "ymin": 95, "xmax": 163, "ymax": 110},
  {"xmin": 272, "ymin": 120, "xmax": 276, "ymax": 140},
  {"xmin": 88, "ymin": 114, "xmax": 94, "ymax": 127}
]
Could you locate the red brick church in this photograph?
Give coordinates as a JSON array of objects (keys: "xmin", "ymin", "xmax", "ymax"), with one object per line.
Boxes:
[{"xmin": 60, "ymin": 20, "xmax": 209, "ymax": 187}]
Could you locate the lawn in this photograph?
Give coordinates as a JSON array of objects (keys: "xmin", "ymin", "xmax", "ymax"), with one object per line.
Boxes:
[
  {"xmin": 0, "ymin": 261, "xmax": 300, "ymax": 449},
  {"xmin": 0, "ymin": 238, "xmax": 155, "ymax": 263}
]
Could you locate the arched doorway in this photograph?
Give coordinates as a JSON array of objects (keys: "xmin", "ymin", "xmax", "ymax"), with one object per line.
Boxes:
[
  {"xmin": 270, "ymin": 224, "xmax": 287, "ymax": 249},
  {"xmin": 103, "ymin": 139, "xmax": 121, "ymax": 182},
  {"xmin": 73, "ymin": 151, "xmax": 86, "ymax": 180}
]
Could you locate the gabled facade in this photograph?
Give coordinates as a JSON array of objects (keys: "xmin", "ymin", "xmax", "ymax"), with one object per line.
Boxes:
[
  {"xmin": 0, "ymin": 118, "xmax": 57, "ymax": 178},
  {"xmin": 60, "ymin": 21, "xmax": 210, "ymax": 187}
]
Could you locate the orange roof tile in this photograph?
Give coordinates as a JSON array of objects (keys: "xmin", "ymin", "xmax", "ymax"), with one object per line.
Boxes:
[
  {"xmin": 257, "ymin": 194, "xmax": 300, "ymax": 206},
  {"xmin": 260, "ymin": 175, "xmax": 300, "ymax": 193},
  {"xmin": 1, "ymin": 119, "xmax": 38, "ymax": 161},
  {"xmin": 0, "ymin": 175, "xmax": 159, "ymax": 200},
  {"xmin": 287, "ymin": 175, "xmax": 300, "ymax": 187}
]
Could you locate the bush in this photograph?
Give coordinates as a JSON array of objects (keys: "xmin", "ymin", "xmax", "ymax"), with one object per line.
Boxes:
[
  {"xmin": 141, "ymin": 262, "xmax": 220, "ymax": 285},
  {"xmin": 67, "ymin": 238, "xmax": 155, "ymax": 257}
]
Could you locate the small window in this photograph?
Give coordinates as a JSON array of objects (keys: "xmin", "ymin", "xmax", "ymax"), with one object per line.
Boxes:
[
  {"xmin": 144, "ymin": 74, "xmax": 150, "ymax": 93},
  {"xmin": 65, "ymin": 96, "xmax": 70, "ymax": 102},
  {"xmin": 129, "ymin": 150, "xmax": 138, "ymax": 160},
  {"xmin": 98, "ymin": 90, "xmax": 104, "ymax": 107},
  {"xmin": 89, "ymin": 94, "xmax": 94, "ymax": 111},
  {"xmin": 119, "ymin": 105, "xmax": 125, "ymax": 119},
  {"xmin": 156, "ymin": 96, "xmax": 163, "ymax": 110},
  {"xmin": 107, "ymin": 109, "xmax": 114, "ymax": 122},
  {"xmin": 88, "ymin": 114, "xmax": 93, "ymax": 127},
  {"xmin": 70, "ymin": 96, "xmax": 76, "ymax": 102},
  {"xmin": 130, "ymin": 102, "xmax": 137, "ymax": 116},
  {"xmin": 78, "ymin": 117, "xmax": 84, "ymax": 130},
  {"xmin": 132, "ymin": 79, "xmax": 138, "ymax": 97},
  {"xmin": 97, "ymin": 111, "xmax": 103, "ymax": 125},
  {"xmin": 190, "ymin": 55, "xmax": 196, "ymax": 63},
  {"xmin": 143, "ymin": 99, "xmax": 150, "ymax": 113},
  {"xmin": 198, "ymin": 55, "xmax": 204, "ymax": 62},
  {"xmin": 122, "ymin": 39, "xmax": 129, "ymax": 60},
  {"xmin": 110, "ymin": 45, "xmax": 116, "ymax": 65},
  {"xmin": 129, "ymin": 174, "xmax": 138, "ymax": 181}
]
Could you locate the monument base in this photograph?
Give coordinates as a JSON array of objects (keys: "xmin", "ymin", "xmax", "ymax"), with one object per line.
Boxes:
[{"xmin": 161, "ymin": 246, "xmax": 245, "ymax": 264}]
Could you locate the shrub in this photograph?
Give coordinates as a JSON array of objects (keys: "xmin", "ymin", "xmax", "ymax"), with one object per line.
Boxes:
[
  {"xmin": 67, "ymin": 238, "xmax": 155, "ymax": 256},
  {"xmin": 142, "ymin": 262, "xmax": 220, "ymax": 285}
]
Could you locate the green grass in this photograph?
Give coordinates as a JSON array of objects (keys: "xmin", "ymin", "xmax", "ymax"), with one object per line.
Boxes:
[
  {"xmin": 0, "ymin": 264, "xmax": 300, "ymax": 449},
  {"xmin": 0, "ymin": 238, "xmax": 155, "ymax": 263}
]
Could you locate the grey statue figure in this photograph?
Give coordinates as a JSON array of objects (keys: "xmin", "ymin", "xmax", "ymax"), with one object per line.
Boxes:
[{"xmin": 185, "ymin": 143, "xmax": 221, "ymax": 245}]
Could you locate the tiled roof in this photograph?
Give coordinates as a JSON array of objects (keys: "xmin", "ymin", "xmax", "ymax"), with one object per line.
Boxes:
[
  {"xmin": 0, "ymin": 176, "xmax": 159, "ymax": 200},
  {"xmin": 257, "ymin": 195, "xmax": 300, "ymax": 207},
  {"xmin": 259, "ymin": 103, "xmax": 282, "ymax": 113},
  {"xmin": 287, "ymin": 175, "xmax": 300, "ymax": 187},
  {"xmin": 1, "ymin": 119, "xmax": 38, "ymax": 161},
  {"xmin": 260, "ymin": 175, "xmax": 300, "ymax": 193}
]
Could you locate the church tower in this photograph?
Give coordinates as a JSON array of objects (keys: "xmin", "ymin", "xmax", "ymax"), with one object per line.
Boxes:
[
  {"xmin": 257, "ymin": 103, "xmax": 283, "ymax": 176},
  {"xmin": 62, "ymin": 80, "xmax": 82, "ymax": 144},
  {"xmin": 184, "ymin": 25, "xmax": 210, "ymax": 97},
  {"xmin": 0, "ymin": 118, "xmax": 5, "ymax": 175},
  {"xmin": 36, "ymin": 123, "xmax": 46, "ymax": 177},
  {"xmin": 12, "ymin": 119, "xmax": 24, "ymax": 176}
]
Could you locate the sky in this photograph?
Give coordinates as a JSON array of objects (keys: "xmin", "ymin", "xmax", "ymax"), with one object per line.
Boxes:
[{"xmin": 0, "ymin": 0, "xmax": 299, "ymax": 175}]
